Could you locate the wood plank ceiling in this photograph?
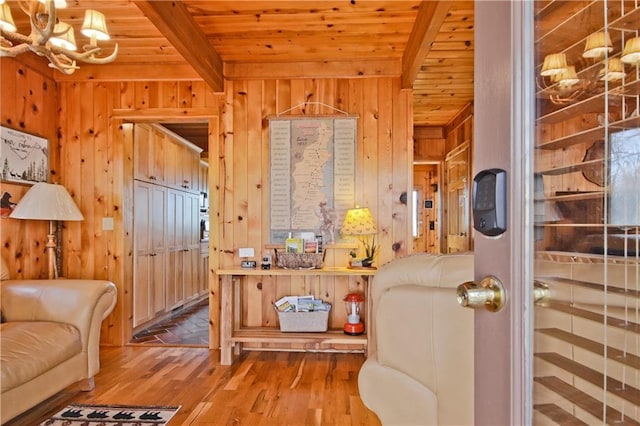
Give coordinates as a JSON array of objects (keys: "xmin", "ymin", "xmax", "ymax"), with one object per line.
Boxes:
[{"xmin": 4, "ymin": 0, "xmax": 474, "ymax": 131}]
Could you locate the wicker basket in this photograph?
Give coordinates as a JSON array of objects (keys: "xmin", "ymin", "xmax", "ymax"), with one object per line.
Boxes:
[
  {"xmin": 275, "ymin": 306, "xmax": 331, "ymax": 332},
  {"xmin": 274, "ymin": 249, "xmax": 325, "ymax": 269}
]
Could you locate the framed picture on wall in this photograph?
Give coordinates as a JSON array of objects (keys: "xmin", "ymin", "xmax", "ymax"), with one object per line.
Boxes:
[{"xmin": 0, "ymin": 126, "xmax": 49, "ymax": 184}]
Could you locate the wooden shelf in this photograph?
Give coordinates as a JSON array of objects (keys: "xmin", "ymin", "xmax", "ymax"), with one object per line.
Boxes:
[
  {"xmin": 218, "ymin": 268, "xmax": 374, "ymax": 365},
  {"xmin": 232, "ymin": 328, "xmax": 366, "ymax": 347},
  {"xmin": 216, "ymin": 266, "xmax": 376, "ymax": 277}
]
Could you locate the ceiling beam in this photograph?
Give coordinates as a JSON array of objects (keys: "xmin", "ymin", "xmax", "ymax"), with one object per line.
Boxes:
[
  {"xmin": 401, "ymin": 1, "xmax": 451, "ymax": 89},
  {"xmin": 225, "ymin": 60, "xmax": 401, "ymax": 80},
  {"xmin": 133, "ymin": 0, "xmax": 224, "ymax": 93}
]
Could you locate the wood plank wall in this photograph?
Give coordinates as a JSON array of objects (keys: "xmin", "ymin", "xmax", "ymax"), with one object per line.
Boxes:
[
  {"xmin": 2, "ymin": 56, "xmax": 413, "ymax": 347},
  {"xmin": 1, "ymin": 58, "xmax": 59, "ymax": 280},
  {"xmin": 219, "ymin": 78, "xmax": 412, "ymax": 343}
]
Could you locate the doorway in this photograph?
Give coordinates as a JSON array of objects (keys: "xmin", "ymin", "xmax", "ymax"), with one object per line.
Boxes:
[{"xmin": 122, "ymin": 119, "xmax": 213, "ymax": 348}]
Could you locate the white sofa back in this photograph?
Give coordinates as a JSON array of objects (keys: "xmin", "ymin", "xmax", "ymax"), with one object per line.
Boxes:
[{"xmin": 359, "ymin": 253, "xmax": 474, "ymax": 425}]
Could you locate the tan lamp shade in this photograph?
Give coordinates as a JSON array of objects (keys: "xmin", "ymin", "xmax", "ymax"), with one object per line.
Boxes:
[
  {"xmin": 621, "ymin": 37, "xmax": 640, "ymax": 64},
  {"xmin": 341, "ymin": 207, "xmax": 377, "ymax": 236},
  {"xmin": 552, "ymin": 65, "xmax": 580, "ymax": 87},
  {"xmin": 10, "ymin": 182, "xmax": 83, "ymax": 221},
  {"xmin": 50, "ymin": 21, "xmax": 77, "ymax": 51},
  {"xmin": 540, "ymin": 53, "xmax": 568, "ymax": 76},
  {"xmin": 81, "ymin": 10, "xmax": 110, "ymax": 41},
  {"xmin": 599, "ymin": 57, "xmax": 626, "ymax": 81},
  {"xmin": 583, "ymin": 31, "xmax": 613, "ymax": 58},
  {"xmin": 0, "ymin": 3, "xmax": 16, "ymax": 32}
]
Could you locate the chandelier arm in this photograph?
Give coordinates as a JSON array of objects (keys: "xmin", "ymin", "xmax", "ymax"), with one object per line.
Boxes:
[
  {"xmin": 0, "ymin": 43, "xmax": 32, "ymax": 57},
  {"xmin": 64, "ymin": 43, "xmax": 119, "ymax": 64},
  {"xmin": 46, "ymin": 52, "xmax": 78, "ymax": 74},
  {"xmin": 26, "ymin": 0, "xmax": 52, "ymax": 45}
]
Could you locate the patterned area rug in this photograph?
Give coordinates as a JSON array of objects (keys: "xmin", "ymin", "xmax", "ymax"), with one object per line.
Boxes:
[{"xmin": 40, "ymin": 403, "xmax": 180, "ymax": 425}]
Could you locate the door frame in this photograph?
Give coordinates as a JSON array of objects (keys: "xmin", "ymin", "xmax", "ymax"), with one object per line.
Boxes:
[{"xmin": 473, "ymin": 1, "xmax": 534, "ymax": 424}]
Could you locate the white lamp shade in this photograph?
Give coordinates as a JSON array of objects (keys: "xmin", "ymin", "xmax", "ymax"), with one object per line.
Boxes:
[
  {"xmin": 38, "ymin": 0, "xmax": 68, "ymax": 8},
  {"xmin": 0, "ymin": 2, "xmax": 16, "ymax": 32},
  {"xmin": 10, "ymin": 182, "xmax": 83, "ymax": 221},
  {"xmin": 81, "ymin": 10, "xmax": 110, "ymax": 41},
  {"xmin": 341, "ymin": 207, "xmax": 377, "ymax": 236},
  {"xmin": 50, "ymin": 21, "xmax": 77, "ymax": 51}
]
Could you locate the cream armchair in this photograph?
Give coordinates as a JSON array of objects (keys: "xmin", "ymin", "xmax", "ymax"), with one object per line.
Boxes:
[
  {"xmin": 0, "ymin": 278, "xmax": 117, "ymax": 423},
  {"xmin": 358, "ymin": 253, "xmax": 475, "ymax": 425}
]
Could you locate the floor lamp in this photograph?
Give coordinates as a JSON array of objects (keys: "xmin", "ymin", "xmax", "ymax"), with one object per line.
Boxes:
[{"xmin": 10, "ymin": 182, "xmax": 83, "ymax": 279}]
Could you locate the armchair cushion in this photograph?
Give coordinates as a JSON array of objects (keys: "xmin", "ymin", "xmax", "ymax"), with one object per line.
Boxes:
[
  {"xmin": 1, "ymin": 322, "xmax": 81, "ymax": 392},
  {"xmin": 358, "ymin": 253, "xmax": 474, "ymax": 425}
]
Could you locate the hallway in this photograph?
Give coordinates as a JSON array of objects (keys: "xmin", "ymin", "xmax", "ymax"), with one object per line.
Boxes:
[{"xmin": 130, "ymin": 298, "xmax": 209, "ymax": 346}]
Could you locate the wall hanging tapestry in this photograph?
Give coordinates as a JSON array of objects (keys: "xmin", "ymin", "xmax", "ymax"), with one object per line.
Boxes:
[{"xmin": 268, "ymin": 111, "xmax": 357, "ymax": 244}]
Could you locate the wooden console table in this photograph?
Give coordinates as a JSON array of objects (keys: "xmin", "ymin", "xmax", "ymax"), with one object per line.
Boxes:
[{"xmin": 216, "ymin": 267, "xmax": 376, "ymax": 365}]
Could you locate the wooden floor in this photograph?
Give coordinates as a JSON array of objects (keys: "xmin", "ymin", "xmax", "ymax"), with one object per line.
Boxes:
[{"xmin": 6, "ymin": 346, "xmax": 382, "ymax": 425}]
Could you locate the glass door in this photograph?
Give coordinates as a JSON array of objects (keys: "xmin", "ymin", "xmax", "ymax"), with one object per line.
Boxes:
[{"xmin": 533, "ymin": 1, "xmax": 640, "ymax": 423}]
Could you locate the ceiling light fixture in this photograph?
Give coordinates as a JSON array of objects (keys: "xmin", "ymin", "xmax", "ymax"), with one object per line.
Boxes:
[{"xmin": 0, "ymin": 0, "xmax": 117, "ymax": 75}]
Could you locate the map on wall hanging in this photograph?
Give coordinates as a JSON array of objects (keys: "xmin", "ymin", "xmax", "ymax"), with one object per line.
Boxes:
[
  {"xmin": 269, "ymin": 116, "xmax": 357, "ymax": 244},
  {"xmin": 0, "ymin": 126, "xmax": 49, "ymax": 184}
]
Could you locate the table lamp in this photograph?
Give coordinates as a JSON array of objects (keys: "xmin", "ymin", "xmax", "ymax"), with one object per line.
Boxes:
[
  {"xmin": 10, "ymin": 182, "xmax": 83, "ymax": 279},
  {"xmin": 341, "ymin": 206, "xmax": 377, "ymax": 268}
]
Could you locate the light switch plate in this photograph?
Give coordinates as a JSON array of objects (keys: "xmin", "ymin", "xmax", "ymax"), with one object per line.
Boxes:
[{"xmin": 102, "ymin": 217, "xmax": 114, "ymax": 231}]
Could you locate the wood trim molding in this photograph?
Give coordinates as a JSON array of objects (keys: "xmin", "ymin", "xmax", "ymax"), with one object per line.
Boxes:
[
  {"xmin": 112, "ymin": 108, "xmax": 218, "ymax": 121},
  {"xmin": 53, "ymin": 63, "xmax": 201, "ymax": 82},
  {"xmin": 401, "ymin": 1, "xmax": 451, "ymax": 89},
  {"xmin": 133, "ymin": 0, "xmax": 224, "ymax": 92}
]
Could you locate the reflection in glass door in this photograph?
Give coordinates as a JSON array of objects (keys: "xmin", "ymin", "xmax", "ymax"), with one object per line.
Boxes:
[{"xmin": 533, "ymin": 1, "xmax": 639, "ymax": 424}]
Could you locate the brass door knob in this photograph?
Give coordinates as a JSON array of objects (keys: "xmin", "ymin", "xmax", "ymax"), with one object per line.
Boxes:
[{"xmin": 456, "ymin": 275, "xmax": 506, "ymax": 312}]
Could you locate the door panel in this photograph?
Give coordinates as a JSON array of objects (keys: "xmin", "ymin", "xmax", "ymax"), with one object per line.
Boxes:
[
  {"xmin": 473, "ymin": 2, "xmax": 532, "ymax": 424},
  {"xmin": 532, "ymin": 1, "xmax": 640, "ymax": 424},
  {"xmin": 445, "ymin": 143, "xmax": 470, "ymax": 253}
]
